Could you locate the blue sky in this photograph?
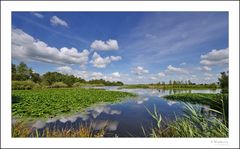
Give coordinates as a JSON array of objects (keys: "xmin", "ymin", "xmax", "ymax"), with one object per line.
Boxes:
[{"xmin": 12, "ymin": 12, "xmax": 228, "ymax": 84}]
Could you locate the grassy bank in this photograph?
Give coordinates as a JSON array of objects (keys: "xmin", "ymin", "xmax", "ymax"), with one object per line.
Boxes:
[{"xmin": 12, "ymin": 88, "xmax": 136, "ymax": 119}]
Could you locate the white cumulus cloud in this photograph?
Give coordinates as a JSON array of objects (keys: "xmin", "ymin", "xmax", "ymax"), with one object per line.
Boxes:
[
  {"xmin": 50, "ymin": 16, "xmax": 69, "ymax": 27},
  {"xmin": 90, "ymin": 52, "xmax": 122, "ymax": 68},
  {"xmin": 12, "ymin": 28, "xmax": 89, "ymax": 66},
  {"xmin": 200, "ymin": 48, "xmax": 228, "ymax": 66},
  {"xmin": 32, "ymin": 12, "xmax": 44, "ymax": 18},
  {"xmin": 180, "ymin": 62, "xmax": 186, "ymax": 66},
  {"xmin": 110, "ymin": 56, "xmax": 122, "ymax": 61},
  {"xmin": 198, "ymin": 66, "xmax": 212, "ymax": 71},
  {"xmin": 166, "ymin": 65, "xmax": 188, "ymax": 74},
  {"xmin": 204, "ymin": 73, "xmax": 213, "ymax": 77},
  {"xmin": 150, "ymin": 76, "xmax": 157, "ymax": 80},
  {"xmin": 56, "ymin": 66, "xmax": 90, "ymax": 79},
  {"xmin": 90, "ymin": 39, "xmax": 119, "ymax": 51},
  {"xmin": 91, "ymin": 72, "xmax": 104, "ymax": 79},
  {"xmin": 158, "ymin": 72, "xmax": 166, "ymax": 77},
  {"xmin": 132, "ymin": 66, "xmax": 149, "ymax": 75},
  {"xmin": 112, "ymin": 72, "xmax": 121, "ymax": 78}
]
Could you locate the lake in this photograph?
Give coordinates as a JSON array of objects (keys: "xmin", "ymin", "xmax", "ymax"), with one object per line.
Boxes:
[{"xmin": 32, "ymin": 87, "xmax": 220, "ymax": 137}]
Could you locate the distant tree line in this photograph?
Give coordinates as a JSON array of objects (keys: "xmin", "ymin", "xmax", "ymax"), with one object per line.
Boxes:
[
  {"xmin": 152, "ymin": 79, "xmax": 218, "ymax": 89},
  {"xmin": 12, "ymin": 62, "xmax": 124, "ymax": 89},
  {"xmin": 154, "ymin": 72, "xmax": 228, "ymax": 91}
]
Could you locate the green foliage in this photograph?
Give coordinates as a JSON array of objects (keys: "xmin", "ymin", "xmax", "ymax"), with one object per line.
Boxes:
[
  {"xmin": 12, "ymin": 80, "xmax": 37, "ymax": 90},
  {"xmin": 17, "ymin": 62, "xmax": 29, "ymax": 75},
  {"xmin": 72, "ymin": 82, "xmax": 87, "ymax": 87},
  {"xmin": 12, "ymin": 62, "xmax": 124, "ymax": 87},
  {"xmin": 42, "ymin": 72, "xmax": 84, "ymax": 86},
  {"xmin": 12, "ymin": 62, "xmax": 42, "ymax": 83},
  {"xmin": 30, "ymin": 72, "xmax": 42, "ymax": 83},
  {"xmin": 62, "ymin": 75, "xmax": 79, "ymax": 86},
  {"xmin": 12, "ymin": 88, "xmax": 136, "ymax": 118},
  {"xmin": 42, "ymin": 72, "xmax": 64, "ymax": 85},
  {"xmin": 218, "ymin": 71, "xmax": 228, "ymax": 93},
  {"xmin": 12, "ymin": 64, "xmax": 17, "ymax": 74},
  {"xmin": 51, "ymin": 82, "xmax": 68, "ymax": 88},
  {"xmin": 12, "ymin": 62, "xmax": 31, "ymax": 81},
  {"xmin": 88, "ymin": 79, "xmax": 124, "ymax": 86}
]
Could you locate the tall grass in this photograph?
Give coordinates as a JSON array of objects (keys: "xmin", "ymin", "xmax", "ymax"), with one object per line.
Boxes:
[
  {"xmin": 145, "ymin": 103, "xmax": 228, "ymax": 137},
  {"xmin": 12, "ymin": 121, "xmax": 105, "ymax": 137},
  {"xmin": 164, "ymin": 93, "xmax": 228, "ymax": 126}
]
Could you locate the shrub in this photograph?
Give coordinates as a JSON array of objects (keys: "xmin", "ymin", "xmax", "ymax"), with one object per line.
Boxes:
[
  {"xmin": 51, "ymin": 82, "xmax": 68, "ymax": 88},
  {"xmin": 72, "ymin": 82, "xmax": 85, "ymax": 87},
  {"xmin": 32, "ymin": 83, "xmax": 42, "ymax": 89},
  {"xmin": 12, "ymin": 80, "xmax": 36, "ymax": 90}
]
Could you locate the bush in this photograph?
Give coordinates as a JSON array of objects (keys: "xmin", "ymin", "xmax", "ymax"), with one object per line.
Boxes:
[
  {"xmin": 12, "ymin": 80, "xmax": 36, "ymax": 90},
  {"xmin": 51, "ymin": 82, "xmax": 68, "ymax": 88},
  {"xmin": 39, "ymin": 81, "xmax": 50, "ymax": 88},
  {"xmin": 72, "ymin": 82, "xmax": 85, "ymax": 87}
]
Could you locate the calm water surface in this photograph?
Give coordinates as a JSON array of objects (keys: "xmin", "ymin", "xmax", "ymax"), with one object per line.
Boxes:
[{"xmin": 32, "ymin": 87, "xmax": 220, "ymax": 137}]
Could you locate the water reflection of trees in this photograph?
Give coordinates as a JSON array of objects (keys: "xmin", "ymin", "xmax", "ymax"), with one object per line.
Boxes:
[{"xmin": 167, "ymin": 89, "xmax": 192, "ymax": 95}]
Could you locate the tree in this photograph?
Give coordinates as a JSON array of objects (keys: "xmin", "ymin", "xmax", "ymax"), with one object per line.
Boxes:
[
  {"xmin": 12, "ymin": 64, "xmax": 16, "ymax": 74},
  {"xmin": 209, "ymin": 83, "xmax": 217, "ymax": 89},
  {"xmin": 42, "ymin": 72, "xmax": 63, "ymax": 85},
  {"xmin": 62, "ymin": 75, "xmax": 78, "ymax": 86},
  {"xmin": 12, "ymin": 62, "xmax": 31, "ymax": 81},
  {"xmin": 116, "ymin": 81, "xmax": 124, "ymax": 86},
  {"xmin": 173, "ymin": 80, "xmax": 177, "ymax": 85},
  {"xmin": 30, "ymin": 72, "xmax": 41, "ymax": 83},
  {"xmin": 12, "ymin": 64, "xmax": 17, "ymax": 80},
  {"xmin": 17, "ymin": 62, "xmax": 29, "ymax": 75},
  {"xmin": 188, "ymin": 80, "xmax": 192, "ymax": 85},
  {"xmin": 218, "ymin": 71, "xmax": 228, "ymax": 93}
]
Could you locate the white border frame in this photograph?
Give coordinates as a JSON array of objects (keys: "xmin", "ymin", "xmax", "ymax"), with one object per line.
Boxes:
[{"xmin": 1, "ymin": 1, "xmax": 239, "ymax": 148}]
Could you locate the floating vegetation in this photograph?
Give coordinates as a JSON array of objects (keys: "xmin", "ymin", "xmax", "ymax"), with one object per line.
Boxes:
[{"xmin": 12, "ymin": 88, "xmax": 136, "ymax": 119}]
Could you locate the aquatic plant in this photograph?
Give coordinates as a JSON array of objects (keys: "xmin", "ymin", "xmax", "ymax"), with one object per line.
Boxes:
[{"xmin": 12, "ymin": 88, "xmax": 136, "ymax": 119}]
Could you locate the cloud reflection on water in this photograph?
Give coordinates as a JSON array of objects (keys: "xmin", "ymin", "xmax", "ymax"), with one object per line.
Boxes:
[
  {"xmin": 91, "ymin": 120, "xmax": 119, "ymax": 131},
  {"xmin": 90, "ymin": 105, "xmax": 122, "ymax": 119}
]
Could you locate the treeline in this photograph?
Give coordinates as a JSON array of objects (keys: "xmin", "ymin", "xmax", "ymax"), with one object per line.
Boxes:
[
  {"xmin": 12, "ymin": 62, "xmax": 123, "ymax": 90},
  {"xmin": 123, "ymin": 75, "xmax": 223, "ymax": 90},
  {"xmin": 151, "ymin": 79, "xmax": 218, "ymax": 89}
]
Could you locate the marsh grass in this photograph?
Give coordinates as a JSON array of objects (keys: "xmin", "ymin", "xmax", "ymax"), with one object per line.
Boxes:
[
  {"xmin": 164, "ymin": 93, "xmax": 228, "ymax": 126},
  {"xmin": 12, "ymin": 121, "xmax": 105, "ymax": 137},
  {"xmin": 144, "ymin": 103, "xmax": 228, "ymax": 137}
]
